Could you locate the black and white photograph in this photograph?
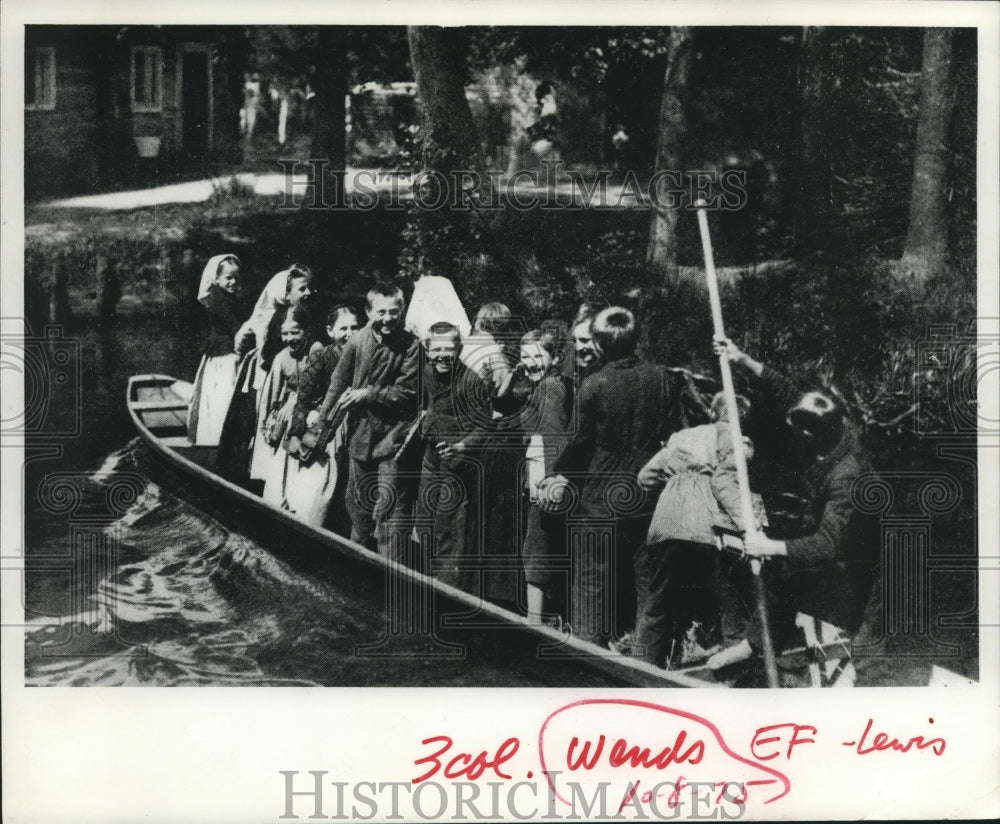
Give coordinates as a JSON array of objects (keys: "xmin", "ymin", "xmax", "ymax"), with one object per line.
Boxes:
[{"xmin": 3, "ymin": 1, "xmax": 998, "ymax": 821}]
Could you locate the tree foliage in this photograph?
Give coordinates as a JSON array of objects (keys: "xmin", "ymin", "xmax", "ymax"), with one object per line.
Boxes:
[{"xmin": 246, "ymin": 25, "xmax": 410, "ymax": 87}]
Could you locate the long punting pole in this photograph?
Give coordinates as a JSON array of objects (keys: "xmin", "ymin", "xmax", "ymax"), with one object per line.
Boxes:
[{"xmin": 695, "ymin": 200, "xmax": 780, "ymax": 689}]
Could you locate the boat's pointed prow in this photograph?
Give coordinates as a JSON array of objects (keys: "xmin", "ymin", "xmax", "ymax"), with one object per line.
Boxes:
[{"xmin": 127, "ymin": 374, "xmax": 192, "ymax": 442}]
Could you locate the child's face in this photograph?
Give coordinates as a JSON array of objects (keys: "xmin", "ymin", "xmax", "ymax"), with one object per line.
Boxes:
[
  {"xmin": 520, "ymin": 342, "xmax": 553, "ymax": 383},
  {"xmin": 368, "ymin": 296, "xmax": 403, "ymax": 335},
  {"xmin": 426, "ymin": 335, "xmax": 458, "ymax": 374},
  {"xmin": 327, "ymin": 312, "xmax": 360, "ymax": 347},
  {"xmin": 287, "ymin": 275, "xmax": 314, "ymax": 309},
  {"xmin": 281, "ymin": 318, "xmax": 307, "ymax": 354},
  {"xmin": 215, "ymin": 261, "xmax": 240, "ymax": 294}
]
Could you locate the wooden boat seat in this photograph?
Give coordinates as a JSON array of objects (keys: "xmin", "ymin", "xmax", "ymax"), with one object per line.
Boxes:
[
  {"xmin": 130, "ymin": 400, "xmax": 191, "ymax": 412},
  {"xmin": 157, "ymin": 436, "xmax": 197, "ymax": 448}
]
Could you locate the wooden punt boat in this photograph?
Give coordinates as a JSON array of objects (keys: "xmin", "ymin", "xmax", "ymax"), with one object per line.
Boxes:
[
  {"xmin": 127, "ymin": 373, "xmax": 853, "ymax": 688},
  {"xmin": 127, "ymin": 373, "xmax": 720, "ymax": 688}
]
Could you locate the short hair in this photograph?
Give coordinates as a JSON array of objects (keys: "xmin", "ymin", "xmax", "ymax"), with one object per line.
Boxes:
[
  {"xmin": 474, "ymin": 302, "xmax": 511, "ymax": 336},
  {"xmin": 279, "ymin": 304, "xmax": 309, "ymax": 329},
  {"xmin": 366, "ymin": 281, "xmax": 405, "ymax": 310},
  {"xmin": 591, "ymin": 306, "xmax": 638, "ymax": 361},
  {"xmin": 521, "ymin": 328, "xmax": 565, "ymax": 365},
  {"xmin": 326, "ymin": 303, "xmax": 359, "ymax": 327},
  {"xmin": 710, "ymin": 392, "xmax": 751, "ymax": 425},
  {"xmin": 787, "ymin": 391, "xmax": 844, "ymax": 453},
  {"xmin": 424, "ymin": 321, "xmax": 462, "ymax": 348}
]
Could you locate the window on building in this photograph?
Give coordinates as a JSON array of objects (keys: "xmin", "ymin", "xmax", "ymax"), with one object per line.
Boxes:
[
  {"xmin": 131, "ymin": 46, "xmax": 163, "ymax": 112},
  {"xmin": 25, "ymin": 47, "xmax": 56, "ymax": 110}
]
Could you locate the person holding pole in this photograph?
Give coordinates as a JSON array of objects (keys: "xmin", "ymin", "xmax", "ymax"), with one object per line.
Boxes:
[
  {"xmin": 696, "ymin": 200, "xmax": 781, "ymax": 687},
  {"xmin": 634, "ymin": 391, "xmax": 757, "ymax": 669},
  {"xmin": 712, "ymin": 336, "xmax": 880, "ymax": 657}
]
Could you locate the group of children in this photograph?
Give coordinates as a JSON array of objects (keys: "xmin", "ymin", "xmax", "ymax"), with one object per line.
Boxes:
[{"xmin": 189, "ymin": 253, "xmax": 873, "ymax": 674}]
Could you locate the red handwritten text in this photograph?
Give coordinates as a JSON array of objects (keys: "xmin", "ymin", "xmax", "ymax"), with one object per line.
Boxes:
[
  {"xmin": 412, "ymin": 735, "xmax": 520, "ymax": 784},
  {"xmin": 843, "ymin": 717, "xmax": 946, "ymax": 756},
  {"xmin": 537, "ymin": 699, "xmax": 791, "ymax": 806},
  {"xmin": 751, "ymin": 723, "xmax": 818, "ymax": 760},
  {"xmin": 567, "ymin": 730, "xmax": 705, "ymax": 771}
]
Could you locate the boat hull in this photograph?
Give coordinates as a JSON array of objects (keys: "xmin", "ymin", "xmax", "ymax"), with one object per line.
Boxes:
[{"xmin": 127, "ymin": 374, "xmax": 717, "ymax": 688}]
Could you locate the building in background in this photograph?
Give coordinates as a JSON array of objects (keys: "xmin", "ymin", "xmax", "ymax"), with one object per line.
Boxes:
[{"xmin": 25, "ymin": 25, "xmax": 242, "ymax": 199}]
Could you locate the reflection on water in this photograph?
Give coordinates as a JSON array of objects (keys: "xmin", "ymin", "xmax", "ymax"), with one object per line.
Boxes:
[
  {"xmin": 24, "ymin": 442, "xmax": 622, "ymax": 688},
  {"xmin": 22, "ymin": 320, "xmax": 382, "ymax": 686},
  {"xmin": 26, "ymin": 447, "xmax": 323, "ymax": 686}
]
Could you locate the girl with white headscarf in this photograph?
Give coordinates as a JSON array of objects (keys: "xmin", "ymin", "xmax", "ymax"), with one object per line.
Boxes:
[
  {"xmin": 220, "ymin": 264, "xmax": 318, "ymax": 486},
  {"xmin": 188, "ymin": 254, "xmax": 246, "ymax": 446}
]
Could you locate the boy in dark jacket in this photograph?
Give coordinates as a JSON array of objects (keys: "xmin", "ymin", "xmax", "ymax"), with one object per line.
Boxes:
[
  {"xmin": 414, "ymin": 322, "xmax": 494, "ymax": 587},
  {"xmin": 540, "ymin": 307, "xmax": 685, "ymax": 648},
  {"xmin": 315, "ymin": 284, "xmax": 419, "ymax": 556}
]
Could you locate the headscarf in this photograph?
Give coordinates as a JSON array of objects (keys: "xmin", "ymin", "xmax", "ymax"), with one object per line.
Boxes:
[
  {"xmin": 242, "ymin": 267, "xmax": 295, "ymax": 346},
  {"xmin": 405, "ymin": 274, "xmax": 472, "ymax": 341},
  {"xmin": 197, "ymin": 253, "xmax": 240, "ymax": 306}
]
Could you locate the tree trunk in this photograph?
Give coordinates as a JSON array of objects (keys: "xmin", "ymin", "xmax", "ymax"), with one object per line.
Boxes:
[
  {"xmin": 402, "ymin": 27, "xmax": 486, "ymax": 292},
  {"xmin": 793, "ymin": 26, "xmax": 833, "ymax": 257},
  {"xmin": 645, "ymin": 26, "xmax": 693, "ymax": 286},
  {"xmin": 901, "ymin": 28, "xmax": 956, "ymax": 281},
  {"xmin": 311, "ymin": 27, "xmax": 348, "ymax": 202},
  {"xmin": 407, "ymin": 26, "xmax": 482, "ymax": 173}
]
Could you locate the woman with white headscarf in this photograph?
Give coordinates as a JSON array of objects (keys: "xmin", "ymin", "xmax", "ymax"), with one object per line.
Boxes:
[{"xmin": 188, "ymin": 254, "xmax": 248, "ymax": 446}]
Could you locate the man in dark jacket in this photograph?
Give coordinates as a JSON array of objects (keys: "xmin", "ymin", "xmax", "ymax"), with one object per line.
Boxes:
[
  {"xmin": 315, "ymin": 283, "xmax": 419, "ymax": 556},
  {"xmin": 540, "ymin": 307, "xmax": 685, "ymax": 648},
  {"xmin": 711, "ymin": 336, "xmax": 880, "ymax": 667}
]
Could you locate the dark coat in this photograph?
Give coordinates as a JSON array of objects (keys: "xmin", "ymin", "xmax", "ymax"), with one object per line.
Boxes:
[
  {"xmin": 553, "ymin": 356, "xmax": 685, "ymax": 519},
  {"xmin": 755, "ymin": 365, "xmax": 879, "ymax": 631},
  {"xmin": 418, "ymin": 358, "xmax": 493, "ymax": 448},
  {"xmin": 317, "ymin": 323, "xmax": 420, "ymax": 463},
  {"xmin": 518, "ymin": 373, "xmax": 573, "ymax": 476},
  {"xmin": 288, "ymin": 343, "xmax": 342, "ymax": 439},
  {"xmin": 521, "ymin": 373, "xmax": 574, "ymax": 588},
  {"xmin": 778, "ymin": 428, "xmax": 878, "ymax": 630},
  {"xmin": 416, "ymin": 359, "xmax": 494, "ymax": 593},
  {"xmin": 200, "ymin": 287, "xmax": 248, "ymax": 357}
]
